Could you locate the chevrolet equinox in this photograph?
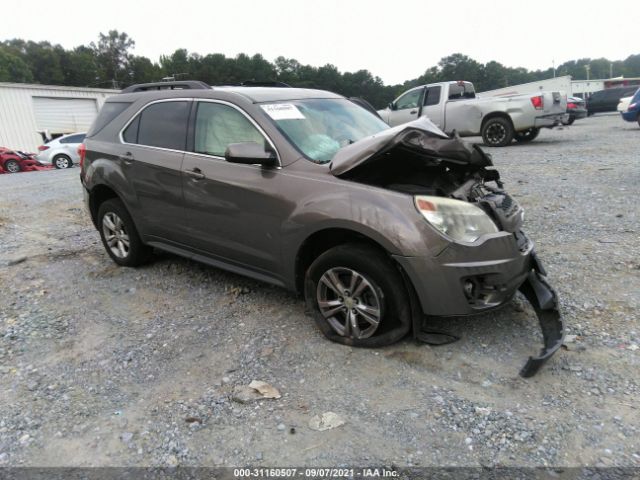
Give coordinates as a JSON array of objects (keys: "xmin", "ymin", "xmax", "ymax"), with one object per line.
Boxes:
[{"xmin": 80, "ymin": 81, "xmax": 564, "ymax": 377}]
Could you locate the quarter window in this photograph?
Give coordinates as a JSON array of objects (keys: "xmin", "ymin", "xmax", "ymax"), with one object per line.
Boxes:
[
  {"xmin": 194, "ymin": 102, "xmax": 266, "ymax": 157},
  {"xmin": 124, "ymin": 101, "xmax": 190, "ymax": 150},
  {"xmin": 123, "ymin": 116, "xmax": 139, "ymax": 144}
]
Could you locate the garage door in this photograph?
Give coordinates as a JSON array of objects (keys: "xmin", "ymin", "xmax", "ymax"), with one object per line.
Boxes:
[{"xmin": 32, "ymin": 97, "xmax": 98, "ymax": 133}]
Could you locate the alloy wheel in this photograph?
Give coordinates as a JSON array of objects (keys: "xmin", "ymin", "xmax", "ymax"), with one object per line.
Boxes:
[
  {"xmin": 55, "ymin": 157, "xmax": 70, "ymax": 169},
  {"xmin": 102, "ymin": 212, "xmax": 130, "ymax": 259},
  {"xmin": 5, "ymin": 160, "xmax": 20, "ymax": 173},
  {"xmin": 316, "ymin": 267, "xmax": 382, "ymax": 339},
  {"xmin": 486, "ymin": 123, "xmax": 506, "ymax": 145}
]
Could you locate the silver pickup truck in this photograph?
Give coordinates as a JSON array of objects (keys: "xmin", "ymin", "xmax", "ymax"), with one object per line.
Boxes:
[{"xmin": 378, "ymin": 81, "xmax": 567, "ymax": 146}]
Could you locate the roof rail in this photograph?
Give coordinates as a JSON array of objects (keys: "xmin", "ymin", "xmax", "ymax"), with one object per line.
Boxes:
[
  {"xmin": 120, "ymin": 80, "xmax": 211, "ymax": 93},
  {"xmin": 240, "ymin": 80, "xmax": 292, "ymax": 88}
]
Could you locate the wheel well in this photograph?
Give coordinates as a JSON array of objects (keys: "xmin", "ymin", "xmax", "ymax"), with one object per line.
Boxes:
[
  {"xmin": 481, "ymin": 112, "xmax": 514, "ymax": 131},
  {"xmin": 53, "ymin": 153, "xmax": 71, "ymax": 159},
  {"xmin": 294, "ymin": 228, "xmax": 391, "ymax": 295},
  {"xmin": 89, "ymin": 185, "xmax": 119, "ymax": 225}
]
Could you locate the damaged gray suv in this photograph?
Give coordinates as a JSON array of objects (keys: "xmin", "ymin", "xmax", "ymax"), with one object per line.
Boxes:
[{"xmin": 80, "ymin": 80, "xmax": 564, "ymax": 377}]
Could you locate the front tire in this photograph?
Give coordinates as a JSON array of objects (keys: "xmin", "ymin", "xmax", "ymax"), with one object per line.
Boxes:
[
  {"xmin": 4, "ymin": 159, "xmax": 20, "ymax": 173},
  {"xmin": 481, "ymin": 117, "xmax": 514, "ymax": 147},
  {"xmin": 54, "ymin": 155, "xmax": 72, "ymax": 169},
  {"xmin": 514, "ymin": 127, "xmax": 540, "ymax": 143},
  {"xmin": 304, "ymin": 244, "xmax": 411, "ymax": 347},
  {"xmin": 97, "ymin": 198, "xmax": 151, "ymax": 267}
]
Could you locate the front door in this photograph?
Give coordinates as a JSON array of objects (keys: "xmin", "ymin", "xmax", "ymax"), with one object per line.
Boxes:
[
  {"xmin": 387, "ymin": 87, "xmax": 425, "ymax": 127},
  {"xmin": 181, "ymin": 100, "xmax": 285, "ymax": 278}
]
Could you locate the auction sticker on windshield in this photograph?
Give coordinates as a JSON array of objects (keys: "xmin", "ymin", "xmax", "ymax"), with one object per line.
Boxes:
[{"xmin": 261, "ymin": 104, "xmax": 306, "ymax": 120}]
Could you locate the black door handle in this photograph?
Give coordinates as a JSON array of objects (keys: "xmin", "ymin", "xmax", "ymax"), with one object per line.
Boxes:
[
  {"xmin": 410, "ymin": 110, "xmax": 418, "ymax": 114},
  {"xmin": 186, "ymin": 168, "xmax": 205, "ymax": 180}
]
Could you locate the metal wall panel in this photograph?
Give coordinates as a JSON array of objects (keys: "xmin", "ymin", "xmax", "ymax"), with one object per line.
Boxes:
[
  {"xmin": 0, "ymin": 83, "xmax": 118, "ymax": 151},
  {"xmin": 32, "ymin": 97, "xmax": 98, "ymax": 133}
]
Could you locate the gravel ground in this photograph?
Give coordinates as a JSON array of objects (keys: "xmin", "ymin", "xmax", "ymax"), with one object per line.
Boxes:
[{"xmin": 0, "ymin": 114, "xmax": 638, "ymax": 468}]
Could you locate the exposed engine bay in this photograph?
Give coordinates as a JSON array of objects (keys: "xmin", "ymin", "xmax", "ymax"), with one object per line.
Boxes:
[
  {"xmin": 338, "ymin": 129, "xmax": 527, "ymax": 234},
  {"xmin": 332, "ymin": 122, "xmax": 565, "ymax": 377}
]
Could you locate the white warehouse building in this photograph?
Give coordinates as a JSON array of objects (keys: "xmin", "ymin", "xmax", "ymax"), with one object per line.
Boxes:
[{"xmin": 0, "ymin": 82, "xmax": 118, "ymax": 151}]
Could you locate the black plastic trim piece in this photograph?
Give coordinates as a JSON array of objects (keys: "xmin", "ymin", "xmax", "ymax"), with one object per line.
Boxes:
[{"xmin": 120, "ymin": 81, "xmax": 211, "ymax": 93}]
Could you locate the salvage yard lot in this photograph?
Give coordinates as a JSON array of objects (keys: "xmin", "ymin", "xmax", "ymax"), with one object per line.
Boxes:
[{"xmin": 0, "ymin": 114, "xmax": 638, "ymax": 467}]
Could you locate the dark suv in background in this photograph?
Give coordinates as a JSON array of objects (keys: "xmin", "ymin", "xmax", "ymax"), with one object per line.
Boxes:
[
  {"xmin": 587, "ymin": 86, "xmax": 639, "ymax": 115},
  {"xmin": 79, "ymin": 80, "xmax": 564, "ymax": 377}
]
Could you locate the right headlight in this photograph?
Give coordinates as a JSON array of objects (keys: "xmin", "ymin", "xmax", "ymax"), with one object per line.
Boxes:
[{"xmin": 414, "ymin": 195, "xmax": 499, "ymax": 243}]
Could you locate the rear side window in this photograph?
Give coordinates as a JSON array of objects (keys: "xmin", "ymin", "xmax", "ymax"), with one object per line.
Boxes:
[
  {"xmin": 87, "ymin": 102, "xmax": 131, "ymax": 137},
  {"xmin": 424, "ymin": 86, "xmax": 441, "ymax": 106},
  {"xmin": 60, "ymin": 134, "xmax": 86, "ymax": 144},
  {"xmin": 125, "ymin": 101, "xmax": 190, "ymax": 150},
  {"xmin": 193, "ymin": 102, "xmax": 265, "ymax": 157}
]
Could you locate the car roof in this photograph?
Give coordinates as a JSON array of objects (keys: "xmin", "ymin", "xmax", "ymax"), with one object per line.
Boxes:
[{"xmin": 114, "ymin": 87, "xmax": 343, "ymax": 104}]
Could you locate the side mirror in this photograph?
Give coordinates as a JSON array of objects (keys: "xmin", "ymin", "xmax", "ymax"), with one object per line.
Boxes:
[
  {"xmin": 388, "ymin": 102, "xmax": 396, "ymax": 111},
  {"xmin": 225, "ymin": 142, "xmax": 277, "ymax": 166}
]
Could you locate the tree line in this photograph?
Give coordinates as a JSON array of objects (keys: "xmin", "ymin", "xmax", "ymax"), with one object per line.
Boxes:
[{"xmin": 2, "ymin": 31, "xmax": 640, "ymax": 108}]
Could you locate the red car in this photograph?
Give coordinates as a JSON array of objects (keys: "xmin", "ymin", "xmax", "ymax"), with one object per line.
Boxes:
[{"xmin": 0, "ymin": 148, "xmax": 40, "ymax": 173}]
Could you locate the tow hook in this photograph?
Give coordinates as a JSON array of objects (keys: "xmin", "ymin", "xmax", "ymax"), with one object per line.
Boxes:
[{"xmin": 518, "ymin": 267, "xmax": 565, "ymax": 378}]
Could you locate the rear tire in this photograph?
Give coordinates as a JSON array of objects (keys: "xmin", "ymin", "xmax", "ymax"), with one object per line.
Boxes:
[
  {"xmin": 514, "ymin": 127, "xmax": 540, "ymax": 143},
  {"xmin": 481, "ymin": 117, "xmax": 514, "ymax": 147},
  {"xmin": 97, "ymin": 198, "xmax": 152, "ymax": 267},
  {"xmin": 54, "ymin": 155, "xmax": 72, "ymax": 169},
  {"xmin": 4, "ymin": 159, "xmax": 20, "ymax": 173},
  {"xmin": 304, "ymin": 243, "xmax": 411, "ymax": 347}
]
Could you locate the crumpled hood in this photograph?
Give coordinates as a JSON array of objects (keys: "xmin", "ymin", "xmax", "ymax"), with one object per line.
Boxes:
[{"xmin": 330, "ymin": 116, "xmax": 492, "ymax": 176}]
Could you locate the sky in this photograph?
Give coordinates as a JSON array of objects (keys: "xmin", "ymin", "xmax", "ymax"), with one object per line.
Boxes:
[{"xmin": 2, "ymin": 0, "xmax": 637, "ymax": 85}]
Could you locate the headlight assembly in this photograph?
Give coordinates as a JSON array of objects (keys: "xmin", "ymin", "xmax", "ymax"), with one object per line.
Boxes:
[{"xmin": 414, "ymin": 195, "xmax": 499, "ymax": 243}]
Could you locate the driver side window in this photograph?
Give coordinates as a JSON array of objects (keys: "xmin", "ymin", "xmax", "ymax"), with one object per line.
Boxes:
[
  {"xmin": 395, "ymin": 89, "xmax": 423, "ymax": 110},
  {"xmin": 194, "ymin": 102, "xmax": 266, "ymax": 157}
]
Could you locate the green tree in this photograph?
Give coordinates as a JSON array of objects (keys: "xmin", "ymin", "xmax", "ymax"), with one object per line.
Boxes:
[
  {"xmin": 622, "ymin": 54, "xmax": 640, "ymax": 77},
  {"xmin": 128, "ymin": 56, "xmax": 161, "ymax": 84},
  {"xmin": 438, "ymin": 53, "xmax": 484, "ymax": 84},
  {"xmin": 0, "ymin": 48, "xmax": 33, "ymax": 82},
  {"xmin": 3, "ymin": 40, "xmax": 65, "ymax": 84},
  {"xmin": 481, "ymin": 61, "xmax": 509, "ymax": 90},
  {"xmin": 60, "ymin": 46, "xmax": 99, "ymax": 86},
  {"xmin": 92, "ymin": 30, "xmax": 135, "ymax": 87},
  {"xmin": 160, "ymin": 48, "xmax": 191, "ymax": 79}
]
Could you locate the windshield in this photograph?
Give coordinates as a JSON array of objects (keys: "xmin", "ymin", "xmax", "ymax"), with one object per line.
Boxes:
[{"xmin": 260, "ymin": 98, "xmax": 389, "ymax": 163}]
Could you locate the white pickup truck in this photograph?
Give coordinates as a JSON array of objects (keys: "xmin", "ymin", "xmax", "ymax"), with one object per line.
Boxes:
[{"xmin": 377, "ymin": 81, "xmax": 567, "ymax": 146}]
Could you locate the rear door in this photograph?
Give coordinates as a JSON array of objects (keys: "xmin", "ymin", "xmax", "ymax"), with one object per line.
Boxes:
[
  {"xmin": 120, "ymin": 99, "xmax": 190, "ymax": 242},
  {"xmin": 387, "ymin": 87, "xmax": 425, "ymax": 126}
]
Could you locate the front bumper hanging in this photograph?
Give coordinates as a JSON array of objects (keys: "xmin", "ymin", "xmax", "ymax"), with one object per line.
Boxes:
[
  {"xmin": 517, "ymin": 254, "xmax": 565, "ymax": 377},
  {"xmin": 414, "ymin": 251, "xmax": 565, "ymax": 378}
]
